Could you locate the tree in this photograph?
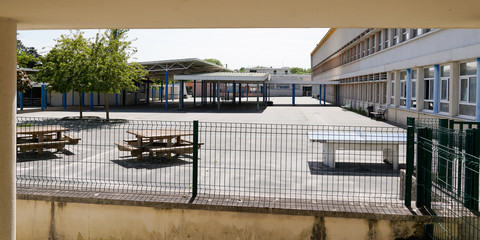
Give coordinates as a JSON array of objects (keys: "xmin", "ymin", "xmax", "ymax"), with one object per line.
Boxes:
[
  {"xmin": 90, "ymin": 29, "xmax": 147, "ymax": 120},
  {"xmin": 17, "ymin": 38, "xmax": 42, "ymax": 69},
  {"xmin": 204, "ymin": 58, "xmax": 223, "ymax": 66},
  {"xmin": 290, "ymin": 67, "xmax": 311, "ymax": 74},
  {"xmin": 37, "ymin": 31, "xmax": 93, "ymax": 118}
]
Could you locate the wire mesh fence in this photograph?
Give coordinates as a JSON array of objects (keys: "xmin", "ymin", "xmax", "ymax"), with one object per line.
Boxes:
[
  {"xmin": 16, "ymin": 117, "xmax": 407, "ymax": 208},
  {"xmin": 411, "ymin": 118, "xmax": 479, "ymax": 240}
]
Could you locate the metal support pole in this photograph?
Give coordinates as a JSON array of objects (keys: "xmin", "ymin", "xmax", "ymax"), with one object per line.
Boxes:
[
  {"xmin": 63, "ymin": 92, "xmax": 67, "ymax": 109},
  {"xmin": 72, "ymin": 90, "xmax": 75, "ymax": 106},
  {"xmin": 81, "ymin": 92, "xmax": 85, "ymax": 107},
  {"xmin": 405, "ymin": 119, "xmax": 415, "ymax": 207},
  {"xmin": 90, "ymin": 93, "xmax": 94, "ymax": 110},
  {"xmin": 165, "ymin": 71, "xmax": 169, "ymax": 110},
  {"xmin": 19, "ymin": 91, "xmax": 23, "ymax": 110},
  {"xmin": 465, "ymin": 128, "xmax": 479, "ymax": 211},
  {"xmin": 239, "ymin": 83, "xmax": 242, "ymax": 104},
  {"xmin": 438, "ymin": 119, "xmax": 449, "ymax": 188},
  {"xmin": 292, "ymin": 84, "xmax": 296, "ymax": 106},
  {"xmin": 97, "ymin": 93, "xmax": 100, "ymax": 105},
  {"xmin": 41, "ymin": 85, "xmax": 46, "ymax": 111},
  {"xmin": 256, "ymin": 83, "xmax": 260, "ymax": 111},
  {"xmin": 323, "ymin": 84, "xmax": 326, "ymax": 105},
  {"xmin": 193, "ymin": 80, "xmax": 196, "ymax": 106},
  {"xmin": 180, "ymin": 81, "xmax": 184, "ymax": 109},
  {"xmin": 217, "ymin": 82, "xmax": 220, "ymax": 111},
  {"xmin": 233, "ymin": 81, "xmax": 236, "ymax": 104},
  {"xmin": 190, "ymin": 120, "xmax": 199, "ymax": 203},
  {"xmin": 115, "ymin": 94, "xmax": 118, "ymax": 107}
]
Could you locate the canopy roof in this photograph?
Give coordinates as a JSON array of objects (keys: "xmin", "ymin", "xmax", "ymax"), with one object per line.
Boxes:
[
  {"xmin": 140, "ymin": 58, "xmax": 231, "ymax": 81},
  {"xmin": 174, "ymin": 72, "xmax": 270, "ymax": 83}
]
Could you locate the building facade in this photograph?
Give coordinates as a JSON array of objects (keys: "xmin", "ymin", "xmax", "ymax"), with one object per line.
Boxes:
[
  {"xmin": 245, "ymin": 67, "xmax": 313, "ymax": 97},
  {"xmin": 311, "ymin": 28, "xmax": 480, "ymax": 125}
]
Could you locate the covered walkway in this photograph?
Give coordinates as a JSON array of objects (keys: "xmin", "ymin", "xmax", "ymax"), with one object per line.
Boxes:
[{"xmin": 175, "ymin": 72, "xmax": 270, "ymax": 111}]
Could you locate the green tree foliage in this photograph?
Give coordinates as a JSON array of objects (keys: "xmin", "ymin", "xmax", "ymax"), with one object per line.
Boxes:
[
  {"xmin": 290, "ymin": 67, "xmax": 311, "ymax": 74},
  {"xmin": 204, "ymin": 58, "xmax": 223, "ymax": 66},
  {"xmin": 17, "ymin": 38, "xmax": 42, "ymax": 68},
  {"xmin": 90, "ymin": 29, "xmax": 147, "ymax": 120},
  {"xmin": 37, "ymin": 31, "xmax": 92, "ymax": 118},
  {"xmin": 37, "ymin": 30, "xmax": 147, "ymax": 120}
]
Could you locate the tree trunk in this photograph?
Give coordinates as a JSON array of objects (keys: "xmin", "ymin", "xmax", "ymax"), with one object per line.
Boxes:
[
  {"xmin": 104, "ymin": 93, "xmax": 110, "ymax": 121},
  {"xmin": 79, "ymin": 92, "xmax": 83, "ymax": 119}
]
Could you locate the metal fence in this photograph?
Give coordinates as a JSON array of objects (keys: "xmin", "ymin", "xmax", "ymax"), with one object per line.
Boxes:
[
  {"xmin": 407, "ymin": 118, "xmax": 479, "ymax": 239},
  {"xmin": 16, "ymin": 117, "xmax": 407, "ymax": 208}
]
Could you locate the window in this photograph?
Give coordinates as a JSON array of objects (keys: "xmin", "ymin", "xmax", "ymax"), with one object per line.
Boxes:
[
  {"xmin": 411, "ymin": 69, "xmax": 417, "ymax": 108},
  {"xmin": 273, "ymin": 70, "xmax": 277, "ymax": 74},
  {"xmin": 371, "ymin": 36, "xmax": 376, "ymax": 53},
  {"xmin": 459, "ymin": 61, "xmax": 477, "ymax": 116},
  {"xmin": 424, "ymin": 67, "xmax": 434, "ymax": 110},
  {"xmin": 361, "ymin": 41, "xmax": 365, "ymax": 57},
  {"xmin": 377, "ymin": 31, "xmax": 382, "ymax": 51},
  {"xmin": 412, "ymin": 28, "xmax": 418, "ymax": 38},
  {"xmin": 384, "ymin": 29, "xmax": 389, "ymax": 49},
  {"xmin": 276, "ymin": 84, "xmax": 290, "ymax": 90},
  {"xmin": 401, "ymin": 28, "xmax": 408, "ymax": 42},
  {"xmin": 399, "ymin": 71, "xmax": 407, "ymax": 106},
  {"xmin": 250, "ymin": 70, "xmax": 257, "ymax": 73},
  {"xmin": 440, "ymin": 65, "xmax": 450, "ymax": 113},
  {"xmin": 285, "ymin": 70, "xmax": 288, "ymax": 74},
  {"xmin": 366, "ymin": 38, "xmax": 370, "ymax": 56},
  {"xmin": 392, "ymin": 29, "xmax": 398, "ymax": 46}
]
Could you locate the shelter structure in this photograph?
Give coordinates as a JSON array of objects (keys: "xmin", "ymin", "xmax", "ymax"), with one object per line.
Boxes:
[
  {"xmin": 140, "ymin": 58, "xmax": 231, "ymax": 111},
  {"xmin": 174, "ymin": 72, "xmax": 270, "ymax": 111}
]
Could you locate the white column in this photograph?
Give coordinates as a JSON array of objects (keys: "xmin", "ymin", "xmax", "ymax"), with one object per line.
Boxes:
[
  {"xmin": 417, "ymin": 67, "xmax": 425, "ymax": 111},
  {"xmin": 386, "ymin": 73, "xmax": 392, "ymax": 105},
  {"xmin": 393, "ymin": 71, "xmax": 400, "ymax": 107},
  {"xmin": 0, "ymin": 17, "xmax": 17, "ymax": 240},
  {"xmin": 449, "ymin": 62, "xmax": 459, "ymax": 117}
]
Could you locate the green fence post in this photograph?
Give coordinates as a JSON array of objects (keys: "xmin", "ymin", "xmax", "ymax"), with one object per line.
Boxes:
[
  {"xmin": 416, "ymin": 127, "xmax": 426, "ymax": 208},
  {"xmin": 405, "ymin": 124, "xmax": 415, "ymax": 207},
  {"xmin": 464, "ymin": 128, "xmax": 479, "ymax": 211},
  {"xmin": 190, "ymin": 120, "xmax": 199, "ymax": 203},
  {"xmin": 424, "ymin": 128, "xmax": 433, "ymax": 210},
  {"xmin": 438, "ymin": 119, "xmax": 449, "ymax": 188}
]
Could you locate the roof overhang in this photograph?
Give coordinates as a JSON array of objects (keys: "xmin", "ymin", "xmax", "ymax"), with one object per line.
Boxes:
[
  {"xmin": 174, "ymin": 72, "xmax": 270, "ymax": 83},
  {"xmin": 4, "ymin": 0, "xmax": 480, "ymax": 30},
  {"xmin": 140, "ymin": 58, "xmax": 232, "ymax": 81}
]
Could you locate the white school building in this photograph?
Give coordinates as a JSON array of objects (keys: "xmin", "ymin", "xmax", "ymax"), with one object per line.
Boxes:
[{"xmin": 311, "ymin": 28, "xmax": 480, "ymax": 125}]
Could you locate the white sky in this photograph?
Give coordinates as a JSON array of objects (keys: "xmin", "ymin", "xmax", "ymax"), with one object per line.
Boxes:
[{"xmin": 17, "ymin": 28, "xmax": 329, "ymax": 70}]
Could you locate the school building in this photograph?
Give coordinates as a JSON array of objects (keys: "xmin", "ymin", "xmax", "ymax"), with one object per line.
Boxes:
[{"xmin": 311, "ymin": 28, "xmax": 480, "ymax": 125}]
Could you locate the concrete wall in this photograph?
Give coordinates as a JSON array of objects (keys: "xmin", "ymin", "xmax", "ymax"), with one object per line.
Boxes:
[
  {"xmin": 312, "ymin": 28, "xmax": 368, "ymax": 67},
  {"xmin": 17, "ymin": 198, "xmax": 426, "ymax": 240}
]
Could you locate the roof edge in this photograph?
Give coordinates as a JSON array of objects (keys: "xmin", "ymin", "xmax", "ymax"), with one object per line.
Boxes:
[{"xmin": 310, "ymin": 28, "xmax": 336, "ymax": 57}]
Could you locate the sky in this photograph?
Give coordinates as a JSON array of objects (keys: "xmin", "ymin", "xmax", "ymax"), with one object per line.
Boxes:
[{"xmin": 17, "ymin": 28, "xmax": 329, "ymax": 70}]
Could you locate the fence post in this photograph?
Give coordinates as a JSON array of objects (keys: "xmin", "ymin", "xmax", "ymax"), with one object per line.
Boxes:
[
  {"xmin": 416, "ymin": 127, "xmax": 432, "ymax": 209},
  {"xmin": 464, "ymin": 128, "xmax": 479, "ymax": 211},
  {"xmin": 405, "ymin": 117, "xmax": 415, "ymax": 207},
  {"xmin": 190, "ymin": 120, "xmax": 199, "ymax": 203},
  {"xmin": 438, "ymin": 119, "xmax": 449, "ymax": 188}
]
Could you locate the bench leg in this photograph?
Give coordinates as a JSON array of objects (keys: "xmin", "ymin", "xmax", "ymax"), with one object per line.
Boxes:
[{"xmin": 322, "ymin": 143, "xmax": 336, "ymax": 168}]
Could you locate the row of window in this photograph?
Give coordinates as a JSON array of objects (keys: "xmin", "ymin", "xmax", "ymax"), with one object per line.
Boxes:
[
  {"xmin": 313, "ymin": 28, "xmax": 433, "ymax": 75},
  {"xmin": 338, "ymin": 60, "xmax": 478, "ymax": 117}
]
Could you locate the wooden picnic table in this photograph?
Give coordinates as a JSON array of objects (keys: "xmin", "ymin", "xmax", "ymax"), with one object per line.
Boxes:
[
  {"xmin": 16, "ymin": 125, "xmax": 73, "ymax": 155},
  {"xmin": 116, "ymin": 129, "xmax": 196, "ymax": 160}
]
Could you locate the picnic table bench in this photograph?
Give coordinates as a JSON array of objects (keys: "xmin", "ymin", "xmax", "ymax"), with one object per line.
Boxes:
[
  {"xmin": 308, "ymin": 130, "xmax": 406, "ymax": 170},
  {"xmin": 16, "ymin": 125, "xmax": 81, "ymax": 155},
  {"xmin": 115, "ymin": 129, "xmax": 203, "ymax": 160}
]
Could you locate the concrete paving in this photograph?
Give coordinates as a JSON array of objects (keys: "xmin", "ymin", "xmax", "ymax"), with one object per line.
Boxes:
[{"xmin": 16, "ymin": 97, "xmax": 406, "ymax": 205}]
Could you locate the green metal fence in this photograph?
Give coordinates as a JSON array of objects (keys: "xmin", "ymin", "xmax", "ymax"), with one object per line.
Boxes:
[{"xmin": 406, "ymin": 117, "xmax": 479, "ymax": 239}]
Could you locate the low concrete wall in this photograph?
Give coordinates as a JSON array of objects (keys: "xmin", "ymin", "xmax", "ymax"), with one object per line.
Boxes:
[{"xmin": 17, "ymin": 196, "xmax": 426, "ymax": 240}]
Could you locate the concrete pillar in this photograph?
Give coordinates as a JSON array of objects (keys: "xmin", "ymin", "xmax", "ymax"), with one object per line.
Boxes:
[
  {"xmin": 0, "ymin": 17, "xmax": 17, "ymax": 240},
  {"xmin": 449, "ymin": 62, "xmax": 459, "ymax": 117},
  {"xmin": 385, "ymin": 73, "xmax": 392, "ymax": 105},
  {"xmin": 406, "ymin": 69, "xmax": 411, "ymax": 109},
  {"xmin": 417, "ymin": 67, "xmax": 424, "ymax": 111}
]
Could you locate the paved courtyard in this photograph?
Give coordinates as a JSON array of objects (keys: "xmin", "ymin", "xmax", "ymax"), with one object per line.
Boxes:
[{"xmin": 17, "ymin": 97, "xmax": 406, "ymax": 206}]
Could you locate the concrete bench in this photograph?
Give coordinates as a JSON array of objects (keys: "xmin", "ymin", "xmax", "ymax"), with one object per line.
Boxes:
[{"xmin": 308, "ymin": 130, "xmax": 406, "ymax": 170}]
